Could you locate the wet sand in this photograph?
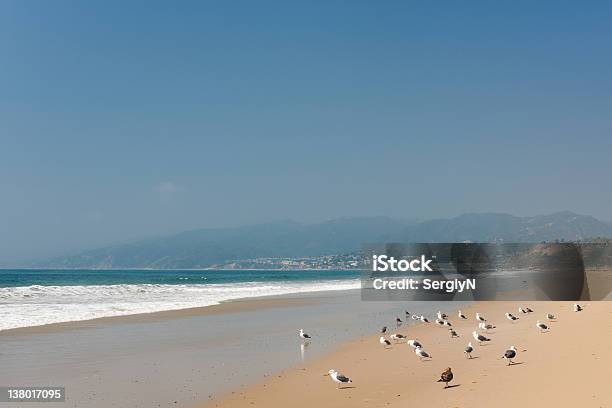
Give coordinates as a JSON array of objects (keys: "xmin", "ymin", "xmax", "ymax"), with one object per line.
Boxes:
[{"xmin": 202, "ymin": 301, "xmax": 612, "ymax": 408}]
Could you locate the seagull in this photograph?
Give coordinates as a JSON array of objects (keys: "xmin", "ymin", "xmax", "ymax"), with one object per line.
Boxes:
[
  {"xmin": 573, "ymin": 303, "xmax": 583, "ymax": 312},
  {"xmin": 449, "ymin": 328, "xmax": 459, "ymax": 338},
  {"xmin": 435, "ymin": 318, "xmax": 445, "ymax": 327},
  {"xmin": 380, "ymin": 336, "xmax": 392, "ymax": 348},
  {"xmin": 437, "ymin": 367, "xmax": 453, "ymax": 388},
  {"xmin": 396, "ymin": 317, "xmax": 403, "ymax": 327},
  {"xmin": 407, "ymin": 339, "xmax": 422, "ymax": 349},
  {"xmin": 381, "ymin": 326, "xmax": 387, "ymax": 334},
  {"xmin": 536, "ymin": 320, "xmax": 549, "ymax": 332},
  {"xmin": 390, "ymin": 333, "xmax": 407, "ymax": 343},
  {"xmin": 405, "ymin": 311, "xmax": 411, "ymax": 318},
  {"xmin": 325, "ymin": 369, "xmax": 352, "ymax": 389},
  {"xmin": 476, "ymin": 313, "xmax": 486, "ymax": 322},
  {"xmin": 464, "ymin": 342, "xmax": 474, "ymax": 358},
  {"xmin": 411, "ymin": 314, "xmax": 420, "ymax": 320},
  {"xmin": 505, "ymin": 312, "xmax": 519, "ymax": 322},
  {"xmin": 458, "ymin": 310, "xmax": 467, "ymax": 320},
  {"xmin": 437, "ymin": 311, "xmax": 448, "ymax": 320},
  {"xmin": 299, "ymin": 329, "xmax": 312, "ymax": 341},
  {"xmin": 420, "ymin": 316, "xmax": 430, "ymax": 323},
  {"xmin": 526, "ymin": 307, "xmax": 534, "ymax": 313},
  {"xmin": 519, "ymin": 307, "xmax": 533, "ymax": 314},
  {"xmin": 546, "ymin": 313, "xmax": 556, "ymax": 321},
  {"xmin": 502, "ymin": 346, "xmax": 518, "ymax": 365},
  {"xmin": 473, "ymin": 331, "xmax": 491, "ymax": 345},
  {"xmin": 478, "ymin": 322, "xmax": 496, "ymax": 332},
  {"xmin": 415, "ymin": 346, "xmax": 431, "ymax": 361},
  {"xmin": 443, "ymin": 320, "xmax": 452, "ymax": 327}
]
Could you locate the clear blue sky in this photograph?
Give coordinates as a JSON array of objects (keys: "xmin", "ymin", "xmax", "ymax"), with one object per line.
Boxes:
[{"xmin": 1, "ymin": 1, "xmax": 611, "ymax": 262}]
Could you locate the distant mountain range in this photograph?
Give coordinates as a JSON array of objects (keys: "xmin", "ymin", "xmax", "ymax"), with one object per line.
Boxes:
[{"xmin": 41, "ymin": 211, "xmax": 612, "ymax": 269}]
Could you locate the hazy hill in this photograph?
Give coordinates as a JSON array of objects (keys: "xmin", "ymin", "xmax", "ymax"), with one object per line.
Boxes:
[
  {"xmin": 399, "ymin": 211, "xmax": 612, "ymax": 243},
  {"xmin": 42, "ymin": 211, "xmax": 612, "ymax": 269},
  {"xmin": 44, "ymin": 217, "xmax": 407, "ymax": 269}
]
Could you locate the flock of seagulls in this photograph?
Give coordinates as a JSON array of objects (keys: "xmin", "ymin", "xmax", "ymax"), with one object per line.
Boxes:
[{"xmin": 300, "ymin": 302, "xmax": 585, "ymax": 390}]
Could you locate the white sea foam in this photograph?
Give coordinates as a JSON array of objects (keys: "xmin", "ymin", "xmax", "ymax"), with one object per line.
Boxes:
[{"xmin": 0, "ymin": 280, "xmax": 360, "ymax": 331}]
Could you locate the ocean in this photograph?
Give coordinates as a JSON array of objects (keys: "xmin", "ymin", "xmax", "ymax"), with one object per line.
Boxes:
[{"xmin": 0, "ymin": 268, "xmax": 361, "ymax": 331}]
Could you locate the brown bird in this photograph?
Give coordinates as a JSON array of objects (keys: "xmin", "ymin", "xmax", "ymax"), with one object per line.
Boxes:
[{"xmin": 437, "ymin": 367, "xmax": 453, "ymax": 388}]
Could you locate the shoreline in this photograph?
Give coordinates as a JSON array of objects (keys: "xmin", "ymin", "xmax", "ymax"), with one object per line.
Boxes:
[
  {"xmin": 0, "ymin": 289, "xmax": 349, "ymax": 336},
  {"xmin": 3, "ymin": 286, "xmax": 610, "ymax": 408},
  {"xmin": 201, "ymin": 300, "xmax": 612, "ymax": 408}
]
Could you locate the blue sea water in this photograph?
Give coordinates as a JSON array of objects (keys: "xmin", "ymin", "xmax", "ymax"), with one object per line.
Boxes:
[{"xmin": 0, "ymin": 268, "xmax": 360, "ymax": 287}]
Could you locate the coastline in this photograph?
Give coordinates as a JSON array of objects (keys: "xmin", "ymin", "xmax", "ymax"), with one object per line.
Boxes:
[
  {"xmin": 0, "ymin": 292, "xmax": 321, "ymax": 336},
  {"xmin": 1, "ymin": 289, "xmax": 466, "ymax": 407},
  {"xmin": 3, "ymin": 285, "xmax": 610, "ymax": 408},
  {"xmin": 201, "ymin": 300, "xmax": 612, "ymax": 408}
]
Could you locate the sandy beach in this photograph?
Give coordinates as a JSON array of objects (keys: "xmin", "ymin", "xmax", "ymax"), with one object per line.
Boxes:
[
  {"xmin": 2, "ymin": 288, "xmax": 610, "ymax": 408},
  {"xmin": 202, "ymin": 301, "xmax": 612, "ymax": 408}
]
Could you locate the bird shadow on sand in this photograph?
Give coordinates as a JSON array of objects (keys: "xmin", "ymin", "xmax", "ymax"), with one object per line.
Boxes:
[
  {"xmin": 444, "ymin": 384, "xmax": 461, "ymax": 389},
  {"xmin": 508, "ymin": 362, "xmax": 525, "ymax": 366},
  {"xmin": 467, "ymin": 356, "xmax": 480, "ymax": 359},
  {"xmin": 339, "ymin": 386, "xmax": 357, "ymax": 390}
]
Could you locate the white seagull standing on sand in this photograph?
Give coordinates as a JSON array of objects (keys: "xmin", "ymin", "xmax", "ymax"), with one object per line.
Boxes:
[
  {"xmin": 437, "ymin": 311, "xmax": 448, "ymax": 320},
  {"xmin": 476, "ymin": 313, "xmax": 486, "ymax": 322},
  {"xmin": 420, "ymin": 316, "xmax": 430, "ymax": 323},
  {"xmin": 299, "ymin": 329, "xmax": 312, "ymax": 342},
  {"xmin": 464, "ymin": 342, "xmax": 474, "ymax": 358},
  {"xmin": 573, "ymin": 303, "xmax": 583, "ymax": 312},
  {"xmin": 478, "ymin": 322, "xmax": 496, "ymax": 332},
  {"xmin": 473, "ymin": 330, "xmax": 491, "ymax": 345},
  {"xmin": 546, "ymin": 313, "xmax": 556, "ymax": 321},
  {"xmin": 407, "ymin": 339, "xmax": 422, "ymax": 349},
  {"xmin": 415, "ymin": 346, "xmax": 432, "ymax": 361},
  {"xmin": 390, "ymin": 333, "xmax": 407, "ymax": 343},
  {"xmin": 536, "ymin": 320, "xmax": 549, "ymax": 332},
  {"xmin": 502, "ymin": 346, "xmax": 518, "ymax": 365},
  {"xmin": 505, "ymin": 312, "xmax": 519, "ymax": 322},
  {"xmin": 380, "ymin": 336, "xmax": 392, "ymax": 348},
  {"xmin": 458, "ymin": 310, "xmax": 467, "ymax": 320},
  {"xmin": 325, "ymin": 369, "xmax": 352, "ymax": 389},
  {"xmin": 443, "ymin": 320, "xmax": 452, "ymax": 327},
  {"xmin": 435, "ymin": 318, "xmax": 445, "ymax": 327}
]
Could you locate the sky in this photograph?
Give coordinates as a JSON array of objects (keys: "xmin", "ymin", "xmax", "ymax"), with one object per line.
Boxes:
[{"xmin": 1, "ymin": 1, "xmax": 611, "ymax": 262}]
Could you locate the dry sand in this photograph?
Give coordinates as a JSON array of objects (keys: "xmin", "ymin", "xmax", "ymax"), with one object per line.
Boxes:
[{"xmin": 202, "ymin": 301, "xmax": 612, "ymax": 408}]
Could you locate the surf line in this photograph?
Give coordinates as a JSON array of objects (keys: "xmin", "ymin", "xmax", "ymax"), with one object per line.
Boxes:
[{"xmin": 371, "ymin": 278, "xmax": 476, "ymax": 293}]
